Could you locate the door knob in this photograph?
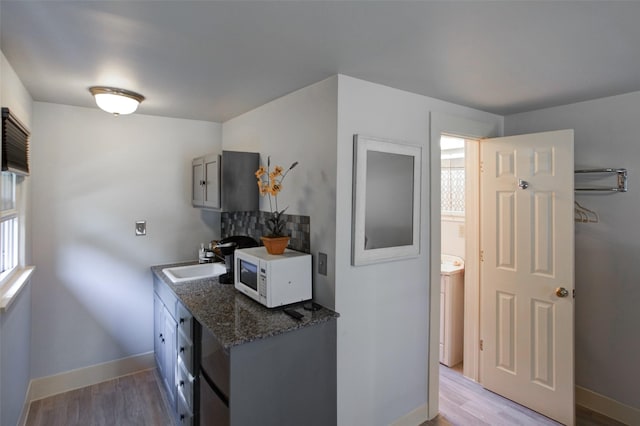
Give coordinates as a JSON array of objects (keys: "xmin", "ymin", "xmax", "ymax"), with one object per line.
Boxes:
[
  {"xmin": 518, "ymin": 179, "xmax": 529, "ymax": 190},
  {"xmin": 555, "ymin": 287, "xmax": 569, "ymax": 298}
]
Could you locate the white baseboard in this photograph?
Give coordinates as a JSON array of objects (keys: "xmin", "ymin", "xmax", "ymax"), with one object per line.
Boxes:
[
  {"xmin": 24, "ymin": 351, "xmax": 155, "ymax": 407},
  {"xmin": 391, "ymin": 402, "xmax": 429, "ymax": 426},
  {"xmin": 576, "ymin": 385, "xmax": 640, "ymax": 425}
]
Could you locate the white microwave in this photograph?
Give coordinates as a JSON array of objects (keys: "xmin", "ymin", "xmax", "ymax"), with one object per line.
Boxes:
[{"xmin": 234, "ymin": 247, "xmax": 312, "ymax": 308}]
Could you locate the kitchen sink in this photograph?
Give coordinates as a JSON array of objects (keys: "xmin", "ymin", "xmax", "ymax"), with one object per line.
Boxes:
[{"xmin": 162, "ymin": 263, "xmax": 227, "ymax": 283}]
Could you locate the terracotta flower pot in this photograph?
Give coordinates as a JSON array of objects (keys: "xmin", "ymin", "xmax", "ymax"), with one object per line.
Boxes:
[{"xmin": 261, "ymin": 236, "xmax": 290, "ymax": 255}]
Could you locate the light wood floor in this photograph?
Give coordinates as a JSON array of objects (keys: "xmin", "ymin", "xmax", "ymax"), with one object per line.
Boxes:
[
  {"xmin": 25, "ymin": 365, "xmax": 624, "ymax": 426},
  {"xmin": 25, "ymin": 369, "xmax": 174, "ymax": 426},
  {"xmin": 422, "ymin": 364, "xmax": 626, "ymax": 426}
]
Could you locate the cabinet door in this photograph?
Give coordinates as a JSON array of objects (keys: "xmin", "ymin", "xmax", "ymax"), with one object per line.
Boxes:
[
  {"xmin": 203, "ymin": 154, "xmax": 221, "ymax": 209},
  {"xmin": 163, "ymin": 307, "xmax": 178, "ymax": 409},
  {"xmin": 154, "ymin": 294, "xmax": 165, "ymax": 373},
  {"xmin": 192, "ymin": 158, "xmax": 205, "ymax": 206}
]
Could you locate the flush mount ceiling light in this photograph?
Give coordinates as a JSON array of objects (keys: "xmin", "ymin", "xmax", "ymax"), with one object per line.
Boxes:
[{"xmin": 89, "ymin": 86, "xmax": 145, "ymax": 116}]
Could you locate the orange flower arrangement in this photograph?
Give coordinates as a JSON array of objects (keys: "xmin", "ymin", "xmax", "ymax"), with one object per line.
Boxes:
[{"xmin": 255, "ymin": 157, "xmax": 298, "ymax": 236}]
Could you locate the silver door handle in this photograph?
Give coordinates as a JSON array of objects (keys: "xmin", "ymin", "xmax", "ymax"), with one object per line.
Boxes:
[{"xmin": 518, "ymin": 179, "xmax": 529, "ymax": 190}]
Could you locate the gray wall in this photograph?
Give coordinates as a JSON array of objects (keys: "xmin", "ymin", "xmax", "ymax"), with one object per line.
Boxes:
[
  {"xmin": 223, "ymin": 74, "xmax": 504, "ymax": 424},
  {"xmin": 30, "ymin": 103, "xmax": 222, "ymax": 378},
  {"xmin": 335, "ymin": 75, "xmax": 502, "ymax": 425},
  {"xmin": 0, "ymin": 51, "xmax": 33, "ymax": 426},
  {"xmin": 505, "ymin": 91, "xmax": 640, "ymax": 409},
  {"xmin": 222, "ymin": 76, "xmax": 339, "ymax": 309},
  {"xmin": 1, "ymin": 282, "xmax": 31, "ymax": 426}
]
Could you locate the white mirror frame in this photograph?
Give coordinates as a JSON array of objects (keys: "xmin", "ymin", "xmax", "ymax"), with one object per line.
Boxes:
[{"xmin": 351, "ymin": 134, "xmax": 422, "ymax": 266}]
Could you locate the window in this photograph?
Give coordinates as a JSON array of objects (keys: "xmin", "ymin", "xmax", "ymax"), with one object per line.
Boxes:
[
  {"xmin": 1, "ymin": 108, "xmax": 31, "ymax": 299},
  {"xmin": 440, "ymin": 136, "xmax": 465, "ymax": 215},
  {"xmin": 1, "ymin": 172, "xmax": 18, "ymax": 280}
]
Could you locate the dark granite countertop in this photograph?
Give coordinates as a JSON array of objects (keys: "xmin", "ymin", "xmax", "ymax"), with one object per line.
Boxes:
[{"xmin": 151, "ymin": 262, "xmax": 339, "ymax": 350}]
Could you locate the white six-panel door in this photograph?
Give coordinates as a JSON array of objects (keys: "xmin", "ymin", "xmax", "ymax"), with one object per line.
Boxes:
[{"xmin": 480, "ymin": 130, "xmax": 575, "ymax": 425}]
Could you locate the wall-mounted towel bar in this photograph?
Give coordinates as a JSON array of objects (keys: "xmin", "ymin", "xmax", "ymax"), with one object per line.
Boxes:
[{"xmin": 575, "ymin": 168, "xmax": 627, "ymax": 192}]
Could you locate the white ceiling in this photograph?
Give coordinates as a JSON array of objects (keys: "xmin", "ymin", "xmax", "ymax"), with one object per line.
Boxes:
[{"xmin": 2, "ymin": 1, "xmax": 640, "ymax": 122}]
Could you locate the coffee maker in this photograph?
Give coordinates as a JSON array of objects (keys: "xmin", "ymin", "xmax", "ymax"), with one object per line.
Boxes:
[{"xmin": 214, "ymin": 235, "xmax": 259, "ymax": 284}]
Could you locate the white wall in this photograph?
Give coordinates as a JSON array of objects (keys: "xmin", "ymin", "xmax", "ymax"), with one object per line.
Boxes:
[
  {"xmin": 505, "ymin": 92, "xmax": 640, "ymax": 410},
  {"xmin": 0, "ymin": 51, "xmax": 34, "ymax": 426},
  {"xmin": 30, "ymin": 103, "xmax": 221, "ymax": 378},
  {"xmin": 441, "ymin": 218, "xmax": 465, "ymax": 258},
  {"xmin": 1, "ymin": 52, "xmax": 32, "ymax": 130},
  {"xmin": 222, "ymin": 76, "xmax": 338, "ymax": 308},
  {"xmin": 335, "ymin": 75, "xmax": 502, "ymax": 425}
]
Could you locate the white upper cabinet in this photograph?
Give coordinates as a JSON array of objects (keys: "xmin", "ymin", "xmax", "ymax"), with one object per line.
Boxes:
[
  {"xmin": 192, "ymin": 151, "xmax": 259, "ymax": 211},
  {"xmin": 192, "ymin": 154, "xmax": 221, "ymax": 209}
]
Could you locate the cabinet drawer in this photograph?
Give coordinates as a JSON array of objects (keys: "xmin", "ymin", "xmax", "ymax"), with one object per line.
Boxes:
[
  {"xmin": 177, "ymin": 359, "xmax": 194, "ymax": 412},
  {"xmin": 176, "ymin": 303, "xmax": 193, "ymax": 341},
  {"xmin": 177, "ymin": 330, "xmax": 194, "ymax": 374},
  {"xmin": 176, "ymin": 391, "xmax": 193, "ymax": 426}
]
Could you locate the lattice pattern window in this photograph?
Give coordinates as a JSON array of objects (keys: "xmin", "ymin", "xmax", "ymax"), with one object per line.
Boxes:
[
  {"xmin": 441, "ymin": 166, "xmax": 465, "ymax": 213},
  {"xmin": 441, "ymin": 136, "xmax": 465, "ymax": 214}
]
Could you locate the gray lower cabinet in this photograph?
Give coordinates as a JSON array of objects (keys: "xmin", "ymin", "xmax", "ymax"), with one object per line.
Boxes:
[
  {"xmin": 154, "ymin": 273, "xmax": 337, "ymax": 426},
  {"xmin": 199, "ymin": 318, "xmax": 337, "ymax": 426},
  {"xmin": 154, "ymin": 277, "xmax": 198, "ymax": 425}
]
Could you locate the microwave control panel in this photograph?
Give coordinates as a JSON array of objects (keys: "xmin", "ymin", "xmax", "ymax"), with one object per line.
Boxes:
[{"xmin": 258, "ymin": 266, "xmax": 267, "ymax": 301}]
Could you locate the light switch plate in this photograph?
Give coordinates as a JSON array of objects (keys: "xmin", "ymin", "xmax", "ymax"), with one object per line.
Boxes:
[
  {"xmin": 135, "ymin": 220, "xmax": 146, "ymax": 236},
  {"xmin": 318, "ymin": 252, "xmax": 327, "ymax": 276}
]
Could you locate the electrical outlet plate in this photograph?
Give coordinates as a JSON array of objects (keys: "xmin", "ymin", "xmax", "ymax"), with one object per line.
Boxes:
[
  {"xmin": 135, "ymin": 220, "xmax": 146, "ymax": 236},
  {"xmin": 318, "ymin": 252, "xmax": 327, "ymax": 276}
]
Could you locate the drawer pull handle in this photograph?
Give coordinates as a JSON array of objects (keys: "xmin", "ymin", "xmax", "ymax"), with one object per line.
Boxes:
[
  {"xmin": 180, "ymin": 347, "xmax": 185, "ymax": 353},
  {"xmin": 179, "ymin": 380, "xmax": 185, "ymax": 387}
]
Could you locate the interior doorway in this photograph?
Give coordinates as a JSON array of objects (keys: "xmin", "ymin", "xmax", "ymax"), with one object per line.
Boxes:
[
  {"xmin": 438, "ymin": 134, "xmax": 479, "ymax": 383},
  {"xmin": 432, "ymin": 127, "xmax": 576, "ymax": 425}
]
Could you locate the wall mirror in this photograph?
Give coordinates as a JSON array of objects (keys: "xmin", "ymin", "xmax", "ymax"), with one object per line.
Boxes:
[{"xmin": 352, "ymin": 134, "xmax": 421, "ymax": 266}]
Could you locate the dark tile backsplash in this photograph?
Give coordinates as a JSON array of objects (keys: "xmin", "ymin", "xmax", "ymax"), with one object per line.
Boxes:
[{"xmin": 221, "ymin": 211, "xmax": 310, "ymax": 253}]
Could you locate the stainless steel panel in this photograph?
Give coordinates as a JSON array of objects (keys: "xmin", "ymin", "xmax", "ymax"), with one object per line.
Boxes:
[
  {"xmin": 199, "ymin": 373, "xmax": 229, "ymax": 426},
  {"xmin": 200, "ymin": 325, "xmax": 230, "ymax": 399}
]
